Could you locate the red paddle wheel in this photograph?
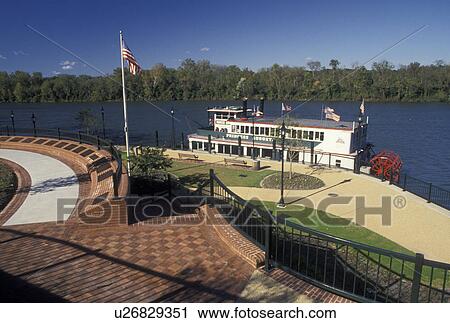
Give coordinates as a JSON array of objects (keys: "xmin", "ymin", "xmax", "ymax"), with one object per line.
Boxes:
[{"xmin": 369, "ymin": 151, "xmax": 402, "ymax": 181}]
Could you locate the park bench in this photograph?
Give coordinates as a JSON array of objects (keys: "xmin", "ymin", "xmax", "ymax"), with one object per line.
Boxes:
[
  {"xmin": 178, "ymin": 152, "xmax": 199, "ymax": 160},
  {"xmin": 224, "ymin": 158, "xmax": 247, "ymax": 167}
]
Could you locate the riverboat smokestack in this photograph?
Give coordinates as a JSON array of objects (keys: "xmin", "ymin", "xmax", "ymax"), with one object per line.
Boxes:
[
  {"xmin": 259, "ymin": 97, "xmax": 265, "ymax": 115},
  {"xmin": 242, "ymin": 97, "xmax": 248, "ymax": 118}
]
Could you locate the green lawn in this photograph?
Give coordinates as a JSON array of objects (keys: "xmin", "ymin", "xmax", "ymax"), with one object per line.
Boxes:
[
  {"xmin": 250, "ymin": 199, "xmax": 413, "ymax": 254},
  {"xmin": 121, "ymin": 151, "xmax": 277, "ymax": 188},
  {"xmin": 168, "ymin": 160, "xmax": 277, "ymax": 188},
  {"xmin": 249, "ymin": 200, "xmax": 445, "ymax": 285}
]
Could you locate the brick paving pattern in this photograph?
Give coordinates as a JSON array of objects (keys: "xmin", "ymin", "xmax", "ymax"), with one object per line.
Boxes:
[
  {"xmin": 260, "ymin": 268, "xmax": 354, "ymax": 303},
  {"xmin": 0, "ymin": 222, "xmax": 254, "ymax": 302}
]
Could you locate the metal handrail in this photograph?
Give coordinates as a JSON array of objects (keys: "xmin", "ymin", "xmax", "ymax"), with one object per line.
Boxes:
[
  {"xmin": 0, "ymin": 127, "xmax": 124, "ymax": 197},
  {"xmin": 370, "ymin": 169, "xmax": 450, "ymax": 210}
]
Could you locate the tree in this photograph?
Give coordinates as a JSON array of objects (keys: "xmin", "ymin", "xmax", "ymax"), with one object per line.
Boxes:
[
  {"xmin": 329, "ymin": 59, "xmax": 340, "ymax": 70},
  {"xmin": 13, "ymin": 82, "xmax": 26, "ymax": 102},
  {"xmin": 1, "ymin": 58, "xmax": 450, "ymax": 103},
  {"xmin": 129, "ymin": 147, "xmax": 173, "ymax": 177},
  {"xmin": 40, "ymin": 80, "xmax": 54, "ymax": 102},
  {"xmin": 433, "ymin": 59, "xmax": 445, "ymax": 67},
  {"xmin": 75, "ymin": 108, "xmax": 98, "ymax": 134},
  {"xmin": 307, "ymin": 61, "xmax": 322, "ymax": 77}
]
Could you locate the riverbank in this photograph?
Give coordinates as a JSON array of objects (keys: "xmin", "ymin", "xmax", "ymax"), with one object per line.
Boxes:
[{"xmin": 2, "ymin": 98, "xmax": 450, "ymax": 104}]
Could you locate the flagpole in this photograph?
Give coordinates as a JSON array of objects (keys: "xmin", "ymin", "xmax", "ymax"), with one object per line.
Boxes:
[{"xmin": 120, "ymin": 30, "xmax": 131, "ymax": 175}]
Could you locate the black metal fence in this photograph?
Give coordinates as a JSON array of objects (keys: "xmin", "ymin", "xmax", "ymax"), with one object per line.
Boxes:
[
  {"xmin": 394, "ymin": 173, "xmax": 450, "ymax": 210},
  {"xmin": 108, "ymin": 130, "xmax": 188, "ymax": 151},
  {"xmin": 208, "ymin": 170, "xmax": 450, "ymax": 303},
  {"xmin": 0, "ymin": 127, "xmax": 124, "ymax": 196}
]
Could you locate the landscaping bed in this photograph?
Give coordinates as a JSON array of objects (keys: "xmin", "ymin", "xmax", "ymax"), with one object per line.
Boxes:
[
  {"xmin": 0, "ymin": 162, "xmax": 17, "ymax": 212},
  {"xmin": 261, "ymin": 172, "xmax": 325, "ymax": 190}
]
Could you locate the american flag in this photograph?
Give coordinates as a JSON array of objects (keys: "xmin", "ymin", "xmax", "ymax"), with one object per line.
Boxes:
[
  {"xmin": 122, "ymin": 41, "xmax": 141, "ymax": 75},
  {"xmin": 326, "ymin": 112, "xmax": 341, "ymax": 122},
  {"xmin": 359, "ymin": 99, "xmax": 365, "ymax": 115},
  {"xmin": 324, "ymin": 107, "xmax": 334, "ymax": 114},
  {"xmin": 252, "ymin": 105, "xmax": 263, "ymax": 117},
  {"xmin": 281, "ymin": 103, "xmax": 292, "ymax": 112}
]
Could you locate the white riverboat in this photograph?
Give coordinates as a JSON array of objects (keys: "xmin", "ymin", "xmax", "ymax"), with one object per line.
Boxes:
[{"xmin": 187, "ymin": 99, "xmax": 371, "ymax": 171}]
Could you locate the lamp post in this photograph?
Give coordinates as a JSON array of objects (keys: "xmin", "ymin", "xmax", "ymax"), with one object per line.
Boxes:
[
  {"xmin": 170, "ymin": 107, "xmax": 175, "ymax": 149},
  {"xmin": 277, "ymin": 120, "xmax": 287, "ymax": 208},
  {"xmin": 10, "ymin": 111, "xmax": 15, "ymax": 134},
  {"xmin": 31, "ymin": 113, "xmax": 36, "ymax": 136},
  {"xmin": 101, "ymin": 106, "xmax": 106, "ymax": 139}
]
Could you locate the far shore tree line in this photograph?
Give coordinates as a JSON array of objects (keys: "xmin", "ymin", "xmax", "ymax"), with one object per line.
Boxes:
[{"xmin": 1, "ymin": 59, "xmax": 450, "ymax": 103}]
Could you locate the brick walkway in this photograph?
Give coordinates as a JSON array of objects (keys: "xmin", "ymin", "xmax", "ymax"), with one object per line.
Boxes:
[
  {"xmin": 260, "ymin": 268, "xmax": 353, "ymax": 303},
  {"xmin": 0, "ymin": 222, "xmax": 254, "ymax": 302}
]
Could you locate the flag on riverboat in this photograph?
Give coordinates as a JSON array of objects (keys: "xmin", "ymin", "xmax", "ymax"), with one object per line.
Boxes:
[
  {"xmin": 326, "ymin": 111, "xmax": 341, "ymax": 122},
  {"xmin": 121, "ymin": 41, "xmax": 141, "ymax": 75},
  {"xmin": 324, "ymin": 107, "xmax": 334, "ymax": 114},
  {"xmin": 281, "ymin": 103, "xmax": 292, "ymax": 113},
  {"xmin": 253, "ymin": 105, "xmax": 263, "ymax": 117},
  {"xmin": 359, "ymin": 99, "xmax": 365, "ymax": 115}
]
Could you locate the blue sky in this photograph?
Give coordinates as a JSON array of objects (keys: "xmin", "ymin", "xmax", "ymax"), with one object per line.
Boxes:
[{"xmin": 0, "ymin": 0, "xmax": 449, "ymax": 76}]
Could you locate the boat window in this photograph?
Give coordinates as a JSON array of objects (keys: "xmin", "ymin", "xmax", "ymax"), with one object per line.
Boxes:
[
  {"xmin": 245, "ymin": 126, "xmax": 249, "ymax": 133},
  {"xmin": 265, "ymin": 128, "xmax": 270, "ymax": 136},
  {"xmin": 320, "ymin": 132, "xmax": 324, "ymax": 141},
  {"xmin": 292, "ymin": 129, "xmax": 297, "ymax": 138},
  {"xmin": 255, "ymin": 127, "xmax": 259, "ymax": 135},
  {"xmin": 303, "ymin": 131, "xmax": 308, "ymax": 139},
  {"xmin": 309, "ymin": 131, "xmax": 314, "ymax": 140},
  {"xmin": 232, "ymin": 125, "xmax": 236, "ymax": 132},
  {"xmin": 315, "ymin": 132, "xmax": 320, "ymax": 140},
  {"xmin": 270, "ymin": 128, "xmax": 275, "ymax": 136}
]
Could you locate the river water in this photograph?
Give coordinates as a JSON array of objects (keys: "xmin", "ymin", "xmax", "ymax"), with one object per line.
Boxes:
[{"xmin": 1, "ymin": 100, "xmax": 449, "ymax": 190}]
